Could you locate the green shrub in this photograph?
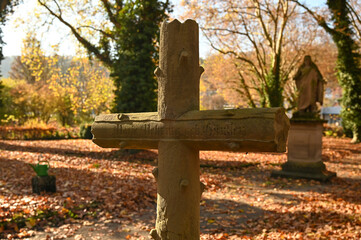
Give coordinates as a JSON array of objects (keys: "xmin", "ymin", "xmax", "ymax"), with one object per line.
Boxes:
[
  {"xmin": 79, "ymin": 124, "xmax": 92, "ymax": 139},
  {"xmin": 0, "ymin": 126, "xmax": 79, "ymax": 140},
  {"xmin": 323, "ymin": 124, "xmax": 346, "ymax": 138},
  {"xmin": 342, "ymin": 120, "xmax": 354, "ymax": 138}
]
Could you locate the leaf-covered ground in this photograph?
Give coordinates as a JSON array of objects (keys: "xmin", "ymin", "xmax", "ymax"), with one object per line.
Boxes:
[{"xmin": 0, "ymin": 137, "xmax": 360, "ymax": 239}]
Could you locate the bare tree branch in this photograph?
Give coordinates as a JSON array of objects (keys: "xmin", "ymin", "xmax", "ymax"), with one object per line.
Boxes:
[
  {"xmin": 202, "ymin": 27, "xmax": 249, "ymax": 36},
  {"xmin": 347, "ymin": 1, "xmax": 361, "ymax": 39},
  {"xmin": 290, "ymin": 0, "xmax": 336, "ymax": 35},
  {"xmin": 0, "ymin": 0, "xmax": 10, "ymax": 12},
  {"xmin": 78, "ymin": 25, "xmax": 115, "ymax": 39},
  {"xmin": 38, "ymin": 0, "xmax": 112, "ymax": 66},
  {"xmin": 100, "ymin": 0, "xmax": 122, "ymax": 29},
  {"xmin": 253, "ymin": 0, "xmax": 273, "ymax": 49},
  {"xmin": 235, "ymin": 65, "xmax": 257, "ymax": 108}
]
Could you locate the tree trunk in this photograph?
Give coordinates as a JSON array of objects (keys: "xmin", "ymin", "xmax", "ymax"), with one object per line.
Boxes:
[
  {"xmin": 325, "ymin": 0, "xmax": 361, "ymax": 143},
  {"xmin": 268, "ymin": 53, "xmax": 283, "ymax": 107}
]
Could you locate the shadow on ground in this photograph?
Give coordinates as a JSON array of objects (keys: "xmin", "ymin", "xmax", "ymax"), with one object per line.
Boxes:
[{"xmin": 1, "ymin": 138, "xmax": 361, "ymax": 239}]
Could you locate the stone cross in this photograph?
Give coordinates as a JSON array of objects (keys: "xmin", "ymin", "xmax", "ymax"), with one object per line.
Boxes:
[{"xmin": 92, "ymin": 19, "xmax": 290, "ymax": 240}]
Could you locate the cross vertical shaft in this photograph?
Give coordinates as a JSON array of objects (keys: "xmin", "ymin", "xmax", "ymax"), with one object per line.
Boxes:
[
  {"xmin": 152, "ymin": 19, "xmax": 203, "ymax": 239},
  {"xmin": 156, "ymin": 19, "xmax": 202, "ymax": 119}
]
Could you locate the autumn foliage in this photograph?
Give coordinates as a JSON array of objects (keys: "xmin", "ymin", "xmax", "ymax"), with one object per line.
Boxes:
[
  {"xmin": 0, "ymin": 126, "xmax": 78, "ymax": 140},
  {"xmin": 1, "ymin": 33, "xmax": 113, "ymax": 126},
  {"xmin": 0, "ymin": 137, "xmax": 360, "ymax": 239}
]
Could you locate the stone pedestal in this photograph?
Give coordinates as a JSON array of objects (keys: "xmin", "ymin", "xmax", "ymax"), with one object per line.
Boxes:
[
  {"xmin": 32, "ymin": 175, "xmax": 56, "ymax": 194},
  {"xmin": 272, "ymin": 119, "xmax": 336, "ymax": 181}
]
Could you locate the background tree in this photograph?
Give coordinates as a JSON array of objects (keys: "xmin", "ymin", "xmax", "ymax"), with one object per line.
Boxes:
[
  {"xmin": 37, "ymin": 0, "xmax": 172, "ymax": 113},
  {"xmin": 5, "ymin": 33, "xmax": 114, "ymax": 125},
  {"xmin": 0, "ymin": 0, "xmax": 19, "ymax": 109},
  {"xmin": 348, "ymin": 0, "xmax": 361, "ymax": 42},
  {"xmin": 294, "ymin": 0, "xmax": 361, "ymax": 143},
  {"xmin": 9, "ymin": 33, "xmax": 57, "ymax": 85},
  {"xmin": 6, "ymin": 34, "xmax": 59, "ymax": 124},
  {"xmin": 48, "ymin": 57, "xmax": 114, "ymax": 125},
  {"xmin": 200, "ymin": 39, "xmax": 338, "ymax": 111},
  {"xmin": 5, "ymin": 81, "xmax": 56, "ymax": 124},
  {"xmin": 200, "ymin": 53, "xmax": 242, "ymax": 109},
  {"xmin": 182, "ymin": 0, "xmax": 320, "ymax": 109}
]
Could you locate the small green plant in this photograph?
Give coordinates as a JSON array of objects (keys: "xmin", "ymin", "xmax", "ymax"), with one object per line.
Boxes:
[
  {"xmin": 92, "ymin": 163, "xmax": 100, "ymax": 168},
  {"xmin": 0, "ymin": 201, "xmax": 99, "ymax": 234},
  {"xmin": 324, "ymin": 130, "xmax": 333, "ymax": 136},
  {"xmin": 323, "ymin": 124, "xmax": 346, "ymax": 138}
]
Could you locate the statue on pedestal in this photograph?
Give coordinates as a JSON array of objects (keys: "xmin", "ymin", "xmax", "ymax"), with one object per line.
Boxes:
[
  {"xmin": 293, "ymin": 55, "xmax": 324, "ymax": 117},
  {"xmin": 272, "ymin": 55, "xmax": 336, "ymax": 182}
]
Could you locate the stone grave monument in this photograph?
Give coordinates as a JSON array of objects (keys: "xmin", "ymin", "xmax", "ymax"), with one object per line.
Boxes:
[
  {"xmin": 272, "ymin": 55, "xmax": 336, "ymax": 181},
  {"xmin": 92, "ymin": 19, "xmax": 290, "ymax": 240}
]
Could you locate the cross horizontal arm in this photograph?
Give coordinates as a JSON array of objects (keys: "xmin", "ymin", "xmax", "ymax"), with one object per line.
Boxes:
[{"xmin": 92, "ymin": 108, "xmax": 289, "ymax": 152}]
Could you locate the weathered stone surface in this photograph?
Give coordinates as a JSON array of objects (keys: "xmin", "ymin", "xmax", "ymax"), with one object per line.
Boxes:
[
  {"xmin": 92, "ymin": 108, "xmax": 289, "ymax": 152},
  {"xmin": 288, "ymin": 120, "xmax": 324, "ymax": 162},
  {"xmin": 31, "ymin": 175, "xmax": 56, "ymax": 194},
  {"xmin": 155, "ymin": 141, "xmax": 200, "ymax": 239},
  {"xmin": 157, "ymin": 19, "xmax": 201, "ymax": 120},
  {"xmin": 293, "ymin": 55, "xmax": 324, "ymax": 113},
  {"xmin": 272, "ymin": 120, "xmax": 336, "ymax": 181}
]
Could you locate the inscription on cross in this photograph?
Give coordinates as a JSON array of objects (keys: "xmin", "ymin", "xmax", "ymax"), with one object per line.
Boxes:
[{"xmin": 92, "ymin": 19, "xmax": 290, "ymax": 240}]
